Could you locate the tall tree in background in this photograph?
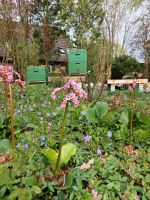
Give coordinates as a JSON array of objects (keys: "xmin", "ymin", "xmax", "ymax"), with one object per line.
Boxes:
[
  {"xmin": 0, "ymin": 0, "xmax": 18, "ymax": 64},
  {"xmin": 32, "ymin": 0, "xmax": 61, "ymax": 66},
  {"xmin": 16, "ymin": 0, "xmax": 34, "ymax": 43},
  {"xmin": 58, "ymin": 0, "xmax": 104, "ymax": 48}
]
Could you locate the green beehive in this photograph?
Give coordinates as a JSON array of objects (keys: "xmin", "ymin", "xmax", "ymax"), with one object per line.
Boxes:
[
  {"xmin": 26, "ymin": 66, "xmax": 49, "ymax": 84},
  {"xmin": 67, "ymin": 49, "xmax": 87, "ymax": 75}
]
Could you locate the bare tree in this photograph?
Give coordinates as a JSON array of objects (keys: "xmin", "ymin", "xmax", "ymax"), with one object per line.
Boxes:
[
  {"xmin": 101, "ymin": 0, "xmax": 144, "ymax": 79},
  {"xmin": 130, "ymin": 1, "xmax": 150, "ymax": 79}
]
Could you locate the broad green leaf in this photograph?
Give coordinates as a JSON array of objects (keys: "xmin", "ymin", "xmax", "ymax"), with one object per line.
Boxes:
[
  {"xmin": 31, "ymin": 186, "xmax": 42, "ymax": 194},
  {"xmin": 42, "ymin": 143, "xmax": 76, "ymax": 169},
  {"xmin": 101, "ymin": 110, "xmax": 115, "ymax": 125},
  {"xmin": 119, "ymin": 111, "xmax": 129, "ymax": 125},
  {"xmin": 18, "ymin": 188, "xmax": 32, "ymax": 200},
  {"xmin": 85, "ymin": 106, "xmax": 97, "ymax": 122},
  {"xmin": 8, "ymin": 189, "xmax": 21, "ymax": 199},
  {"xmin": 0, "ymin": 186, "xmax": 7, "ymax": 198},
  {"xmin": 103, "ymin": 192, "xmax": 109, "ymax": 200},
  {"xmin": 47, "ymin": 183, "xmax": 54, "ymax": 192},
  {"xmin": 0, "ymin": 139, "xmax": 11, "ymax": 153},
  {"xmin": 42, "ymin": 148, "xmax": 58, "ymax": 169},
  {"xmin": 55, "ymin": 172, "xmax": 73, "ymax": 190},
  {"xmin": 22, "ymin": 176, "xmax": 37, "ymax": 186},
  {"xmin": 60, "ymin": 143, "xmax": 77, "ymax": 166},
  {"xmin": 115, "ymin": 127, "xmax": 127, "ymax": 140},
  {"xmin": 0, "ymin": 170, "xmax": 11, "ymax": 186},
  {"xmin": 135, "ymin": 129, "xmax": 150, "ymax": 142},
  {"xmin": 138, "ymin": 112, "xmax": 150, "ymax": 125},
  {"xmin": 95, "ymin": 102, "xmax": 108, "ymax": 119}
]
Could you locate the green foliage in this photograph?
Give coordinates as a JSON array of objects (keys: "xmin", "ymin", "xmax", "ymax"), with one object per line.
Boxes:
[
  {"xmin": 22, "ymin": 176, "xmax": 38, "ymax": 187},
  {"xmin": 0, "ymin": 113, "xmax": 11, "ymax": 139},
  {"xmin": 42, "ymin": 148, "xmax": 58, "ymax": 170},
  {"xmin": 59, "ymin": 0, "xmax": 104, "ymax": 47},
  {"xmin": 55, "ymin": 172, "xmax": 73, "ymax": 190},
  {"xmin": 0, "ymin": 139, "xmax": 11, "ymax": 153},
  {"xmin": 15, "ymin": 42, "xmax": 40, "ymax": 73},
  {"xmin": 112, "ymin": 55, "xmax": 141, "ymax": 79},
  {"xmin": 0, "ymin": 84, "xmax": 150, "ymax": 199},
  {"xmin": 42, "ymin": 143, "xmax": 77, "ymax": 170},
  {"xmin": 84, "ymin": 102, "xmax": 108, "ymax": 122}
]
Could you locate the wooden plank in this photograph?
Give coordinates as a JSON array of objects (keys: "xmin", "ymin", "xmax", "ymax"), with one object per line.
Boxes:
[{"xmin": 108, "ymin": 79, "xmax": 148, "ymax": 84}]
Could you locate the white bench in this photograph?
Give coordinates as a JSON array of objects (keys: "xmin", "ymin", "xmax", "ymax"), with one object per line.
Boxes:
[{"xmin": 108, "ymin": 79, "xmax": 148, "ymax": 92}]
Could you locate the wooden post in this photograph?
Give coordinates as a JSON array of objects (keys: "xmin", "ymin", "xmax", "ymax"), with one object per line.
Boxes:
[
  {"xmin": 139, "ymin": 84, "xmax": 143, "ymax": 92},
  {"xmin": 110, "ymin": 84, "xmax": 115, "ymax": 92}
]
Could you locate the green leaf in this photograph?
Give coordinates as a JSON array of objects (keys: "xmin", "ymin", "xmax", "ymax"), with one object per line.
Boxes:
[
  {"xmin": 55, "ymin": 172, "xmax": 73, "ymax": 190},
  {"xmin": 22, "ymin": 176, "xmax": 37, "ymax": 186},
  {"xmin": 138, "ymin": 112, "xmax": 150, "ymax": 125},
  {"xmin": 31, "ymin": 186, "xmax": 42, "ymax": 194},
  {"xmin": 42, "ymin": 143, "xmax": 76, "ymax": 169},
  {"xmin": 47, "ymin": 183, "xmax": 54, "ymax": 192},
  {"xmin": 60, "ymin": 143, "xmax": 76, "ymax": 166},
  {"xmin": 0, "ymin": 186, "xmax": 7, "ymax": 198},
  {"xmin": 8, "ymin": 189, "xmax": 21, "ymax": 199},
  {"xmin": 119, "ymin": 111, "xmax": 129, "ymax": 124},
  {"xmin": 0, "ymin": 139, "xmax": 11, "ymax": 153},
  {"xmin": 42, "ymin": 148, "xmax": 58, "ymax": 169},
  {"xmin": 18, "ymin": 188, "xmax": 32, "ymax": 200},
  {"xmin": 85, "ymin": 106, "xmax": 97, "ymax": 122},
  {"xmin": 103, "ymin": 192, "xmax": 109, "ymax": 200},
  {"xmin": 0, "ymin": 170, "xmax": 11, "ymax": 186},
  {"xmin": 95, "ymin": 102, "xmax": 108, "ymax": 119},
  {"xmin": 135, "ymin": 129, "xmax": 150, "ymax": 142},
  {"xmin": 115, "ymin": 126, "xmax": 127, "ymax": 140},
  {"xmin": 0, "ymin": 113, "xmax": 5, "ymax": 125}
]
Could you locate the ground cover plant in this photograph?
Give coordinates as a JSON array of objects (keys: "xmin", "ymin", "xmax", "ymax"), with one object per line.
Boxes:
[{"xmin": 0, "ymin": 78, "xmax": 150, "ymax": 200}]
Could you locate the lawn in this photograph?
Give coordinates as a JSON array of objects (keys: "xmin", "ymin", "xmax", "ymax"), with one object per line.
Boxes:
[{"xmin": 0, "ymin": 82, "xmax": 150, "ymax": 200}]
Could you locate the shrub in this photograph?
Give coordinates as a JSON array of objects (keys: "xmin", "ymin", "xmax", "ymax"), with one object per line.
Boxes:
[{"xmin": 111, "ymin": 55, "xmax": 141, "ymax": 79}]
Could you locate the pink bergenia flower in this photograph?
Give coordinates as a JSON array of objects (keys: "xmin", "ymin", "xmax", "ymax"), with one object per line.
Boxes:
[
  {"xmin": 51, "ymin": 88, "xmax": 62, "ymax": 100},
  {"xmin": 0, "ymin": 65, "xmax": 21, "ymax": 83},
  {"xmin": 60, "ymin": 92, "xmax": 79, "ymax": 109},
  {"xmin": 0, "ymin": 65, "xmax": 26, "ymax": 92},
  {"xmin": 63, "ymin": 79, "xmax": 87, "ymax": 99},
  {"xmin": 51, "ymin": 79, "xmax": 87, "ymax": 109}
]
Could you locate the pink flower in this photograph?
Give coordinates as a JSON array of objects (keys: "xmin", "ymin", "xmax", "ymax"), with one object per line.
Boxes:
[
  {"xmin": 0, "ymin": 65, "xmax": 21, "ymax": 83},
  {"xmin": 60, "ymin": 92, "xmax": 79, "ymax": 109},
  {"xmin": 51, "ymin": 88, "xmax": 62, "ymax": 100},
  {"xmin": 132, "ymin": 82, "xmax": 136, "ymax": 89},
  {"xmin": 63, "ymin": 79, "xmax": 87, "ymax": 100},
  {"xmin": 51, "ymin": 79, "xmax": 87, "ymax": 109}
]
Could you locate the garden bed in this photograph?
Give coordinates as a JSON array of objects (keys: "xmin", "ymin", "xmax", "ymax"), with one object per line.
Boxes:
[{"xmin": 0, "ymin": 83, "xmax": 150, "ymax": 200}]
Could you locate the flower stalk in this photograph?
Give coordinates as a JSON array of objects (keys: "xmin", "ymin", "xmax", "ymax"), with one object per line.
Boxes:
[
  {"xmin": 54, "ymin": 102, "xmax": 69, "ymax": 175},
  {"xmin": 9, "ymin": 84, "xmax": 15, "ymax": 149},
  {"xmin": 4, "ymin": 81, "xmax": 8, "ymax": 138},
  {"xmin": 51, "ymin": 79, "xmax": 87, "ymax": 175},
  {"xmin": 130, "ymin": 88, "xmax": 134, "ymax": 132}
]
